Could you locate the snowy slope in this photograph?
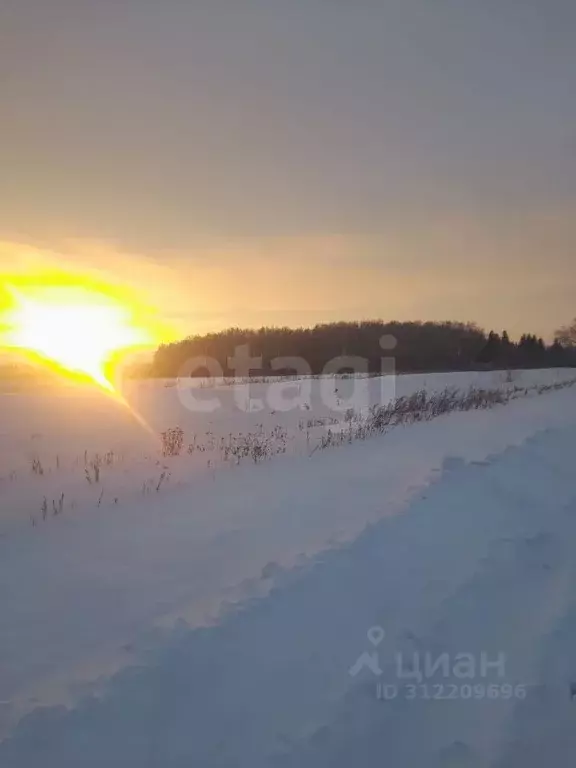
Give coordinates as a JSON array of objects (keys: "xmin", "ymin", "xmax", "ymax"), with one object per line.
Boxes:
[{"xmin": 1, "ymin": 372, "xmax": 576, "ymax": 765}]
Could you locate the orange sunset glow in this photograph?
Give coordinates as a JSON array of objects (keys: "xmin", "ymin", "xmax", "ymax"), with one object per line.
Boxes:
[{"xmin": 0, "ymin": 278, "xmax": 166, "ymax": 390}]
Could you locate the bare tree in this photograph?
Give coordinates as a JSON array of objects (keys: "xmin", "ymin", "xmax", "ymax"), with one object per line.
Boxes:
[{"xmin": 555, "ymin": 318, "xmax": 576, "ymax": 347}]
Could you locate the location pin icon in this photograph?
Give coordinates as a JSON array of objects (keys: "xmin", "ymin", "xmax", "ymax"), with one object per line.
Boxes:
[{"xmin": 367, "ymin": 626, "xmax": 385, "ymax": 646}]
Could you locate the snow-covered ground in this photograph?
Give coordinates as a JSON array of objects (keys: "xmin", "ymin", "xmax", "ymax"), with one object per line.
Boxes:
[
  {"xmin": 1, "ymin": 367, "xmax": 574, "ymax": 533},
  {"xmin": 2, "ymin": 368, "xmax": 576, "ymax": 766}
]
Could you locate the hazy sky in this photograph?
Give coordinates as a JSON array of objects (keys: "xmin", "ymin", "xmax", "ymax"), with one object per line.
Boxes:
[{"xmin": 1, "ymin": 0, "xmax": 575, "ymax": 338}]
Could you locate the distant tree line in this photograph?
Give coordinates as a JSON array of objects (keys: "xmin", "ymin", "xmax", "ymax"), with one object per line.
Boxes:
[{"xmin": 151, "ymin": 320, "xmax": 576, "ymax": 378}]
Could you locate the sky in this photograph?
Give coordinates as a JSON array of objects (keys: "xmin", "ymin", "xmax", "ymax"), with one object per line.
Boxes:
[{"xmin": 1, "ymin": 0, "xmax": 575, "ymax": 340}]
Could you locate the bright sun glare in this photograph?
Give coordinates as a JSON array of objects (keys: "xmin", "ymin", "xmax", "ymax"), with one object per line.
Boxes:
[{"xmin": 1, "ymin": 283, "xmax": 158, "ymax": 390}]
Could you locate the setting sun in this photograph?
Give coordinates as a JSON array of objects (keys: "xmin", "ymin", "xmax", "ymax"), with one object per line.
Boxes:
[{"xmin": 1, "ymin": 282, "xmax": 160, "ymax": 390}]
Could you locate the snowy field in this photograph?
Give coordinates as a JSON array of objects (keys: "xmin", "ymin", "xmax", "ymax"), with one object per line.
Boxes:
[
  {"xmin": 2, "ymin": 368, "xmax": 576, "ymax": 766},
  {"xmin": 1, "ymin": 367, "xmax": 575, "ymax": 533}
]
